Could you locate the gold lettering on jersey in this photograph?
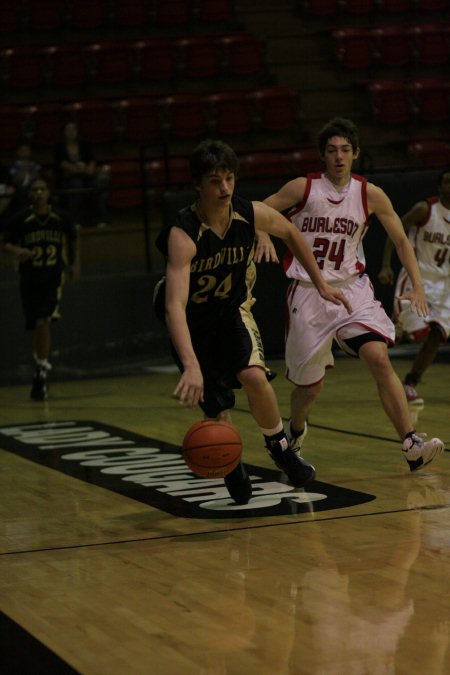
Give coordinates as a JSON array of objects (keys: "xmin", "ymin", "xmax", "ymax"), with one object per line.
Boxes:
[
  {"xmin": 301, "ymin": 217, "xmax": 358, "ymax": 238},
  {"xmin": 190, "ymin": 246, "xmax": 245, "ymax": 273},
  {"xmin": 23, "ymin": 229, "xmax": 64, "ymax": 245}
]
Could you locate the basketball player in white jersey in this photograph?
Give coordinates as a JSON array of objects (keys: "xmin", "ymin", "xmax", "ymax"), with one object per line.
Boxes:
[
  {"xmin": 378, "ymin": 166, "xmax": 450, "ymax": 405},
  {"xmin": 264, "ymin": 117, "xmax": 444, "ymax": 472}
]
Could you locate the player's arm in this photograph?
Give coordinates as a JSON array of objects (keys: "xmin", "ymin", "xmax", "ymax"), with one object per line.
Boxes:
[
  {"xmin": 253, "ymin": 201, "xmax": 352, "ymax": 313},
  {"xmin": 378, "ymin": 200, "xmax": 428, "ymax": 285},
  {"xmin": 165, "ymin": 226, "xmax": 204, "ymax": 409},
  {"xmin": 368, "ymin": 184, "xmax": 427, "ymax": 316},
  {"xmin": 254, "ymin": 177, "xmax": 307, "ymax": 264},
  {"xmin": 264, "ymin": 176, "xmax": 307, "ymax": 211}
]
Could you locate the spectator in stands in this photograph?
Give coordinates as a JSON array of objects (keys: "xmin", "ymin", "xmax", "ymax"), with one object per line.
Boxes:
[
  {"xmin": 9, "ymin": 142, "xmax": 42, "ymax": 212},
  {"xmin": 54, "ymin": 121, "xmax": 110, "ymax": 229},
  {"xmin": 2, "ymin": 178, "xmax": 80, "ymax": 401},
  {"xmin": 378, "ymin": 165, "xmax": 450, "ymax": 406}
]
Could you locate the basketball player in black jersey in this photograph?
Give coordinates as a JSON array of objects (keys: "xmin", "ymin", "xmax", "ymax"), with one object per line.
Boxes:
[
  {"xmin": 154, "ymin": 140, "xmax": 351, "ymax": 504},
  {"xmin": 2, "ymin": 178, "xmax": 79, "ymax": 400}
]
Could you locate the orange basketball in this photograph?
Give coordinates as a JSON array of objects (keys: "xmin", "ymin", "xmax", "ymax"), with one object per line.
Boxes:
[{"xmin": 182, "ymin": 420, "xmax": 243, "ymax": 478}]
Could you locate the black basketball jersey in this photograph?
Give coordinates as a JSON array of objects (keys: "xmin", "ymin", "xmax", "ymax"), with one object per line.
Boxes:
[
  {"xmin": 155, "ymin": 195, "xmax": 257, "ymax": 328},
  {"xmin": 3, "ymin": 206, "xmax": 77, "ymax": 280}
]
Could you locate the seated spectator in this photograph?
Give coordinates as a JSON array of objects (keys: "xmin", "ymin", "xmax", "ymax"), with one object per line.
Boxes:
[
  {"xmin": 54, "ymin": 121, "xmax": 110, "ymax": 228},
  {"xmin": 9, "ymin": 142, "xmax": 42, "ymax": 212}
]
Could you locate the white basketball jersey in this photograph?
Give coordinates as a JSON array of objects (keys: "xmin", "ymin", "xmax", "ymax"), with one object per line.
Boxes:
[
  {"xmin": 409, "ymin": 197, "xmax": 450, "ymax": 282},
  {"xmin": 283, "ymin": 172, "xmax": 370, "ymax": 284}
]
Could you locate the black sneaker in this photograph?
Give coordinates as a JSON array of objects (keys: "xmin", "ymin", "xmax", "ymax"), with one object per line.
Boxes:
[
  {"xmin": 224, "ymin": 461, "xmax": 252, "ymax": 504},
  {"xmin": 30, "ymin": 367, "xmax": 48, "ymax": 401},
  {"xmin": 267, "ymin": 437, "xmax": 315, "ymax": 487}
]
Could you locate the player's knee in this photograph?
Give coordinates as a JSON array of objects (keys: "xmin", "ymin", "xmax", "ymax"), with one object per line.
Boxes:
[{"xmin": 237, "ymin": 366, "xmax": 267, "ymax": 391}]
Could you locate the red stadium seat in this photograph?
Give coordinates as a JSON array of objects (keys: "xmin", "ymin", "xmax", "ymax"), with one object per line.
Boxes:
[
  {"xmin": 2, "ymin": 46, "xmax": 46, "ymax": 89},
  {"xmin": 289, "ymin": 147, "xmax": 323, "ymax": 175},
  {"xmin": 135, "ymin": 39, "xmax": 177, "ymax": 82},
  {"xmin": 160, "ymin": 94, "xmax": 211, "ymax": 139},
  {"xmin": 107, "ymin": 160, "xmax": 144, "ymax": 209},
  {"xmin": 70, "ymin": 99, "xmax": 118, "ymax": 144},
  {"xmin": 207, "ymin": 91, "xmax": 254, "ymax": 137},
  {"xmin": 118, "ymin": 97, "xmax": 162, "ymax": 143},
  {"xmin": 409, "ymin": 24, "xmax": 450, "ymax": 66},
  {"xmin": 146, "ymin": 156, "xmax": 191, "ymax": 193},
  {"xmin": 28, "ymin": 102, "xmax": 70, "ymax": 147},
  {"xmin": 369, "ymin": 80, "xmax": 413, "ymax": 125},
  {"xmin": 408, "ymin": 78, "xmax": 450, "ymax": 124},
  {"xmin": 45, "ymin": 44, "xmax": 90, "ymax": 88},
  {"xmin": 371, "ymin": 26, "xmax": 412, "ymax": 68},
  {"xmin": 252, "ymin": 87, "xmax": 301, "ymax": 133},
  {"xmin": 88, "ymin": 41, "xmax": 135, "ymax": 85},
  {"xmin": 239, "ymin": 152, "xmax": 292, "ymax": 181},
  {"xmin": 220, "ymin": 34, "xmax": 266, "ymax": 78},
  {"xmin": 332, "ymin": 27, "xmax": 374, "ymax": 69},
  {"xmin": 407, "ymin": 138, "xmax": 450, "ymax": 168},
  {"xmin": 177, "ymin": 37, "xmax": 221, "ymax": 79}
]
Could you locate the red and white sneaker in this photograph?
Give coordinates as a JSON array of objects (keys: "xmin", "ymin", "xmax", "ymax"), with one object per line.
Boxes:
[
  {"xmin": 404, "ymin": 384, "xmax": 424, "ymax": 405},
  {"xmin": 402, "ymin": 433, "xmax": 444, "ymax": 472}
]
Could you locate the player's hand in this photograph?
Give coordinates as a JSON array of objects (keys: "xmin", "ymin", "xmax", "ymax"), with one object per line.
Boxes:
[
  {"xmin": 173, "ymin": 366, "xmax": 204, "ymax": 409},
  {"xmin": 397, "ymin": 285, "xmax": 428, "ymax": 318},
  {"xmin": 254, "ymin": 231, "xmax": 279, "ymax": 263},
  {"xmin": 378, "ymin": 265, "xmax": 394, "ymax": 285},
  {"xmin": 319, "ymin": 284, "xmax": 353, "ymax": 314}
]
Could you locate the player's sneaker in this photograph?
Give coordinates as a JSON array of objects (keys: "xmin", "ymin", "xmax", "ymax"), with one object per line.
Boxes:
[
  {"xmin": 224, "ymin": 461, "xmax": 252, "ymax": 504},
  {"xmin": 286, "ymin": 419, "xmax": 308, "ymax": 457},
  {"xmin": 30, "ymin": 366, "xmax": 48, "ymax": 401},
  {"xmin": 402, "ymin": 432, "xmax": 444, "ymax": 472},
  {"xmin": 266, "ymin": 435, "xmax": 315, "ymax": 487},
  {"xmin": 404, "ymin": 384, "xmax": 424, "ymax": 405}
]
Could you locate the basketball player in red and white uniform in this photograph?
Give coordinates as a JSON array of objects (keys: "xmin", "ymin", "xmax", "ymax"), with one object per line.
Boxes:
[
  {"xmin": 379, "ymin": 166, "xmax": 450, "ymax": 405},
  {"xmin": 265, "ymin": 117, "xmax": 444, "ymax": 472}
]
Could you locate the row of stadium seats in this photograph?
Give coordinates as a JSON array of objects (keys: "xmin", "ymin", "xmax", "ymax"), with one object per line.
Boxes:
[
  {"xmin": 368, "ymin": 78, "xmax": 450, "ymax": 125},
  {"xmin": 0, "ymin": 88, "xmax": 302, "ymax": 151},
  {"xmin": 1, "ymin": 0, "xmax": 234, "ymax": 34},
  {"xmin": 0, "ymin": 34, "xmax": 267, "ymax": 91},
  {"xmin": 68, "ymin": 138, "xmax": 450, "ymax": 212},
  {"xmin": 333, "ymin": 23, "xmax": 450, "ymax": 69}
]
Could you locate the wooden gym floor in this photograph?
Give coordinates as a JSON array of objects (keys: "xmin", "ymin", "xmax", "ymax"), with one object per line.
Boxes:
[{"xmin": 0, "ymin": 350, "xmax": 449, "ymax": 674}]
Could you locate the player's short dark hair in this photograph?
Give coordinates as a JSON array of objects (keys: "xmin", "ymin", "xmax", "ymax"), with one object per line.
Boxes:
[
  {"xmin": 190, "ymin": 140, "xmax": 239, "ymax": 184},
  {"xmin": 317, "ymin": 117, "xmax": 360, "ymax": 156}
]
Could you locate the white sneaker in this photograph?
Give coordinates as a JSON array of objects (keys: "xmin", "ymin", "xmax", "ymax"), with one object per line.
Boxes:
[
  {"xmin": 402, "ymin": 432, "xmax": 444, "ymax": 472},
  {"xmin": 286, "ymin": 419, "xmax": 308, "ymax": 457},
  {"xmin": 404, "ymin": 384, "xmax": 424, "ymax": 405}
]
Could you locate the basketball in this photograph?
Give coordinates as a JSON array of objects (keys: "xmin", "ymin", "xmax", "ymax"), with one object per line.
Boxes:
[{"xmin": 182, "ymin": 420, "xmax": 243, "ymax": 478}]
